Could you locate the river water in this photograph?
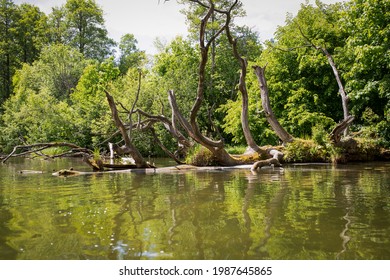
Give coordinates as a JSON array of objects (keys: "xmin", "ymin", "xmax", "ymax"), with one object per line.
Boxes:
[{"xmin": 0, "ymin": 158, "xmax": 389, "ymax": 260}]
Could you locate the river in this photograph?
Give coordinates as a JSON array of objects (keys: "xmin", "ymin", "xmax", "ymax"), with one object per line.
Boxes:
[{"xmin": 0, "ymin": 158, "xmax": 389, "ymax": 260}]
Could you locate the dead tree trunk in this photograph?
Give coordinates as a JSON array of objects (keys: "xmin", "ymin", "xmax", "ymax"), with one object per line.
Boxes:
[
  {"xmin": 330, "ymin": 115, "xmax": 355, "ymax": 144},
  {"xmin": 104, "ymin": 90, "xmax": 151, "ymax": 168},
  {"xmin": 168, "ymin": 90, "xmax": 240, "ymax": 166},
  {"xmin": 224, "ymin": 11, "xmax": 266, "ymax": 156},
  {"xmin": 253, "ymin": 65, "xmax": 294, "ymax": 144},
  {"xmin": 161, "ymin": 1, "xmax": 243, "ymax": 166},
  {"xmin": 297, "ymin": 24, "xmax": 353, "ymax": 138},
  {"xmin": 321, "ymin": 48, "xmax": 349, "ymax": 121},
  {"xmin": 134, "ymin": 108, "xmax": 193, "ymax": 157}
]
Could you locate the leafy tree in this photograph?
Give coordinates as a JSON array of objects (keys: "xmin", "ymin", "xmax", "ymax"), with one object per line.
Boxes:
[
  {"xmin": 118, "ymin": 33, "xmax": 146, "ymax": 74},
  {"xmin": 0, "ymin": 1, "xmax": 48, "ymax": 105},
  {"xmin": 70, "ymin": 57, "xmax": 120, "ymax": 147},
  {"xmin": 1, "ymin": 89, "xmax": 78, "ymax": 150},
  {"xmin": 340, "ymin": 0, "xmax": 390, "ymax": 145},
  {"xmin": 152, "ymin": 36, "xmax": 199, "ymax": 116},
  {"xmin": 27, "ymin": 44, "xmax": 88, "ymax": 100},
  {"xmin": 46, "ymin": 0, "xmax": 116, "ymax": 61},
  {"xmin": 47, "ymin": 6, "xmax": 68, "ymax": 45},
  {"xmin": 15, "ymin": 3, "xmax": 48, "ymax": 64},
  {"xmin": 0, "ymin": 0, "xmax": 19, "ymax": 103},
  {"xmin": 253, "ymin": 2, "xmax": 347, "ymax": 138},
  {"xmin": 0, "ymin": 44, "xmax": 89, "ymax": 150}
]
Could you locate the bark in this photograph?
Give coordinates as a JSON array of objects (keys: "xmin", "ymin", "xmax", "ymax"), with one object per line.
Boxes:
[
  {"xmin": 330, "ymin": 115, "xmax": 355, "ymax": 144},
  {"xmin": 188, "ymin": 2, "xmax": 225, "ymax": 150},
  {"xmin": 253, "ymin": 65, "xmax": 294, "ymax": 144},
  {"xmin": 128, "ymin": 70, "xmax": 142, "ymax": 140},
  {"xmin": 165, "ymin": 0, "xmax": 283, "ymax": 166},
  {"xmin": 297, "ymin": 25, "xmax": 353, "ymax": 136},
  {"xmin": 149, "ymin": 127, "xmax": 185, "ymax": 164},
  {"xmin": 104, "ymin": 90, "xmax": 150, "ymax": 168},
  {"xmin": 162, "ymin": 3, "xmax": 233, "ymax": 165},
  {"xmin": 321, "ymin": 48, "xmax": 350, "ymax": 121},
  {"xmin": 135, "ymin": 108, "xmax": 192, "ymax": 154},
  {"xmin": 168, "ymin": 90, "xmax": 240, "ymax": 166},
  {"xmin": 251, "ymin": 158, "xmax": 282, "ymax": 172},
  {"xmin": 224, "ymin": 12, "xmax": 264, "ymax": 155}
]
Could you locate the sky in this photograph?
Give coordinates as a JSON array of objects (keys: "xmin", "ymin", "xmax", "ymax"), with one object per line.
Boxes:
[{"xmin": 13, "ymin": 0, "xmax": 341, "ymax": 54}]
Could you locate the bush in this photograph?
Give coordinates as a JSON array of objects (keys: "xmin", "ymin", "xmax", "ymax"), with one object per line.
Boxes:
[
  {"xmin": 283, "ymin": 138, "xmax": 342, "ymax": 163},
  {"xmin": 185, "ymin": 144, "xmax": 217, "ymax": 166}
]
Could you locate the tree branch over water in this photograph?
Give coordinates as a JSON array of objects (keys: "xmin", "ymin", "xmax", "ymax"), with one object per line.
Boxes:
[{"xmin": 1, "ymin": 142, "xmax": 92, "ymax": 164}]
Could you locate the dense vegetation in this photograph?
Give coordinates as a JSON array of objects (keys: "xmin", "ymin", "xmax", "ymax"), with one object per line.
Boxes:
[{"xmin": 0, "ymin": 0, "xmax": 389, "ymax": 164}]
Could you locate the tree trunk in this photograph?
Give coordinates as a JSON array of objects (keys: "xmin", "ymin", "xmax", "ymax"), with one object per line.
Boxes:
[
  {"xmin": 168, "ymin": 90, "xmax": 241, "ymax": 166},
  {"xmin": 253, "ymin": 65, "xmax": 294, "ymax": 144},
  {"xmin": 297, "ymin": 25, "xmax": 353, "ymax": 137},
  {"xmin": 104, "ymin": 90, "xmax": 150, "ymax": 168},
  {"xmin": 330, "ymin": 115, "xmax": 355, "ymax": 144},
  {"xmin": 224, "ymin": 9, "xmax": 264, "ymax": 155}
]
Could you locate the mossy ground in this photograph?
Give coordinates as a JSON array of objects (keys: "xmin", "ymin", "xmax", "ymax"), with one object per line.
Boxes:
[{"xmin": 186, "ymin": 137, "xmax": 387, "ymax": 167}]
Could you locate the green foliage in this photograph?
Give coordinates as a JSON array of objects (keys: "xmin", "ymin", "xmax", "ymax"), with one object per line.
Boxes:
[
  {"xmin": 118, "ymin": 33, "xmax": 146, "ymax": 74},
  {"xmin": 340, "ymin": 0, "xmax": 390, "ymax": 145},
  {"xmin": 283, "ymin": 139, "xmax": 340, "ymax": 163},
  {"xmin": 70, "ymin": 57, "xmax": 120, "ymax": 147},
  {"xmin": 63, "ymin": 0, "xmax": 115, "ymax": 60},
  {"xmin": 0, "ymin": 0, "xmax": 47, "ymax": 103},
  {"xmin": 0, "ymin": 44, "xmax": 88, "ymax": 151},
  {"xmin": 185, "ymin": 144, "xmax": 217, "ymax": 166},
  {"xmin": 225, "ymin": 145, "xmax": 247, "ymax": 155},
  {"xmin": 311, "ymin": 124, "xmax": 328, "ymax": 147},
  {"xmin": 15, "ymin": 3, "xmax": 48, "ymax": 64},
  {"xmin": 152, "ymin": 36, "xmax": 199, "ymax": 114},
  {"xmin": 1, "ymin": 90, "xmax": 78, "ymax": 151},
  {"xmin": 1, "ymin": 0, "xmax": 389, "ymax": 157}
]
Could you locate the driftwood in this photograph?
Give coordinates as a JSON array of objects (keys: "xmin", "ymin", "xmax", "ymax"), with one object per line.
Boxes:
[
  {"xmin": 251, "ymin": 158, "xmax": 282, "ymax": 172},
  {"xmin": 164, "ymin": 1, "xmax": 244, "ymax": 166},
  {"xmin": 251, "ymin": 148, "xmax": 283, "ymax": 172},
  {"xmin": 52, "ymin": 163, "xmax": 283, "ymax": 177}
]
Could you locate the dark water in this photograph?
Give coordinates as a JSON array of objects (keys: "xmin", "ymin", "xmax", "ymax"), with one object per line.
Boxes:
[{"xmin": 0, "ymin": 158, "xmax": 389, "ymax": 260}]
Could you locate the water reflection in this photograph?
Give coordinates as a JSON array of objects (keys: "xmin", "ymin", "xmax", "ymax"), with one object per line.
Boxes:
[{"xmin": 0, "ymin": 159, "xmax": 390, "ymax": 259}]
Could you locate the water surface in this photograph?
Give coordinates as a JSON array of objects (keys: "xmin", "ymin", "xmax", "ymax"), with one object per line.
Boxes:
[{"xmin": 1, "ymin": 158, "xmax": 389, "ymax": 260}]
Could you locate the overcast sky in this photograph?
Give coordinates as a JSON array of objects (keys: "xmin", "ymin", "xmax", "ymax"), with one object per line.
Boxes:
[{"xmin": 13, "ymin": 0, "xmax": 341, "ymax": 54}]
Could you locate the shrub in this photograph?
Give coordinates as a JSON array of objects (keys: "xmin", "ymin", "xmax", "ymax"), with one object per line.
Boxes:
[{"xmin": 185, "ymin": 144, "xmax": 217, "ymax": 166}]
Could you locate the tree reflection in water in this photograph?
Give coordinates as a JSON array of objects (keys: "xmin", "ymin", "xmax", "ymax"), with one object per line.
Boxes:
[{"xmin": 0, "ymin": 159, "xmax": 390, "ymax": 259}]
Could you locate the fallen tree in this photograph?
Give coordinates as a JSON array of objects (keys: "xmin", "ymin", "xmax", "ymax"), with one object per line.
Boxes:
[{"xmin": 1, "ymin": 142, "xmax": 92, "ymax": 164}]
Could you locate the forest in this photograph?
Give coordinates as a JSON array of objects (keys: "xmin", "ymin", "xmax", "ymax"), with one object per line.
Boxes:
[{"xmin": 0, "ymin": 0, "xmax": 389, "ymax": 168}]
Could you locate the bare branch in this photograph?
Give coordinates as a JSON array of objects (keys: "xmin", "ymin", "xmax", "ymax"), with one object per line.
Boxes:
[
  {"xmin": 149, "ymin": 127, "xmax": 185, "ymax": 164},
  {"xmin": 295, "ymin": 22, "xmax": 352, "ymax": 135},
  {"xmin": 223, "ymin": 7, "xmax": 263, "ymax": 153},
  {"xmin": 104, "ymin": 90, "xmax": 150, "ymax": 168},
  {"xmin": 253, "ymin": 65, "xmax": 294, "ymax": 144},
  {"xmin": 2, "ymin": 142, "xmax": 92, "ymax": 163},
  {"xmin": 128, "ymin": 69, "xmax": 142, "ymax": 140}
]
